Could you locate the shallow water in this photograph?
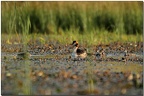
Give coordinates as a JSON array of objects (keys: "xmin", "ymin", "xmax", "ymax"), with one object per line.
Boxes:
[{"xmin": 1, "ymin": 42, "xmax": 143, "ymax": 95}]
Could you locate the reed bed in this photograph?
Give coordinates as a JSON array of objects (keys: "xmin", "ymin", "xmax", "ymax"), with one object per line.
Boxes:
[{"xmin": 2, "ymin": 1, "xmax": 143, "ymax": 35}]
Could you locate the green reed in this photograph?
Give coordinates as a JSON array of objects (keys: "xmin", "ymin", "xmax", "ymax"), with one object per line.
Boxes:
[
  {"xmin": 5, "ymin": 2, "xmax": 33, "ymax": 95},
  {"xmin": 2, "ymin": 1, "xmax": 143, "ymax": 35},
  {"xmin": 1, "ymin": 1, "xmax": 143, "ymax": 46}
]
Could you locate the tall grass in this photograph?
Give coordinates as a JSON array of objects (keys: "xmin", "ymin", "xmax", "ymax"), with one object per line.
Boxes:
[
  {"xmin": 2, "ymin": 1, "xmax": 143, "ymax": 35},
  {"xmin": 1, "ymin": 31, "xmax": 143, "ymax": 47},
  {"xmin": 21, "ymin": 3, "xmax": 32, "ymax": 95},
  {"xmin": 2, "ymin": 2, "xmax": 33, "ymax": 95}
]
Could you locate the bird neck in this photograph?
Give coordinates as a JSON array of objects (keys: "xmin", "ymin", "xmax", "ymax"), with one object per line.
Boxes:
[{"xmin": 73, "ymin": 46, "xmax": 78, "ymax": 52}]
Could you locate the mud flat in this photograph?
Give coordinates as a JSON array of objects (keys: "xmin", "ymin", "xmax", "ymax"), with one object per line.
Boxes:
[{"xmin": 1, "ymin": 42, "xmax": 143, "ymax": 95}]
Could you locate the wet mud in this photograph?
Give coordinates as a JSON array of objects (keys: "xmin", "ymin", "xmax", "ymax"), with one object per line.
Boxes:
[{"xmin": 1, "ymin": 41, "xmax": 143, "ymax": 95}]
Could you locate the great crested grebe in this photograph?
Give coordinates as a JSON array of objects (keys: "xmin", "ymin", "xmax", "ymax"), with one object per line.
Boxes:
[{"xmin": 71, "ymin": 41, "xmax": 87, "ymax": 60}]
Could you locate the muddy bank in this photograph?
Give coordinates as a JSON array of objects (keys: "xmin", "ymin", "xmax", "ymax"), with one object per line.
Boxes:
[{"xmin": 1, "ymin": 42, "xmax": 143, "ymax": 95}]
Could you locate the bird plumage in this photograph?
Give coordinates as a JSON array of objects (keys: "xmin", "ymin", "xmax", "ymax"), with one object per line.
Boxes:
[{"xmin": 71, "ymin": 41, "xmax": 87, "ymax": 60}]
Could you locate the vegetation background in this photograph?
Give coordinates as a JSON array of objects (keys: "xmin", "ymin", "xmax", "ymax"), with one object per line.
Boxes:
[{"xmin": 1, "ymin": 1, "xmax": 143, "ymax": 44}]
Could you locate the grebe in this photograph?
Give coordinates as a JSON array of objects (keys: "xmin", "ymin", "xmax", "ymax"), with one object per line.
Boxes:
[{"xmin": 71, "ymin": 41, "xmax": 87, "ymax": 60}]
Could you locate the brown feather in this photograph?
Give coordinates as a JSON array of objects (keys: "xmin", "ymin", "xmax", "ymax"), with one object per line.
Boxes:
[{"xmin": 76, "ymin": 48, "xmax": 86, "ymax": 55}]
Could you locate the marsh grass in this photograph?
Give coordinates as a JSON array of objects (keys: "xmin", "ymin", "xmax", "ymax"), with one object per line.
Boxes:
[
  {"xmin": 13, "ymin": 2, "xmax": 32, "ymax": 94},
  {"xmin": 2, "ymin": 31, "xmax": 142, "ymax": 47},
  {"xmin": 22, "ymin": 60, "xmax": 32, "ymax": 94},
  {"xmin": 1, "ymin": 1, "xmax": 142, "ymax": 46},
  {"xmin": 2, "ymin": 1, "xmax": 143, "ymax": 35},
  {"xmin": 85, "ymin": 58, "xmax": 95, "ymax": 94}
]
